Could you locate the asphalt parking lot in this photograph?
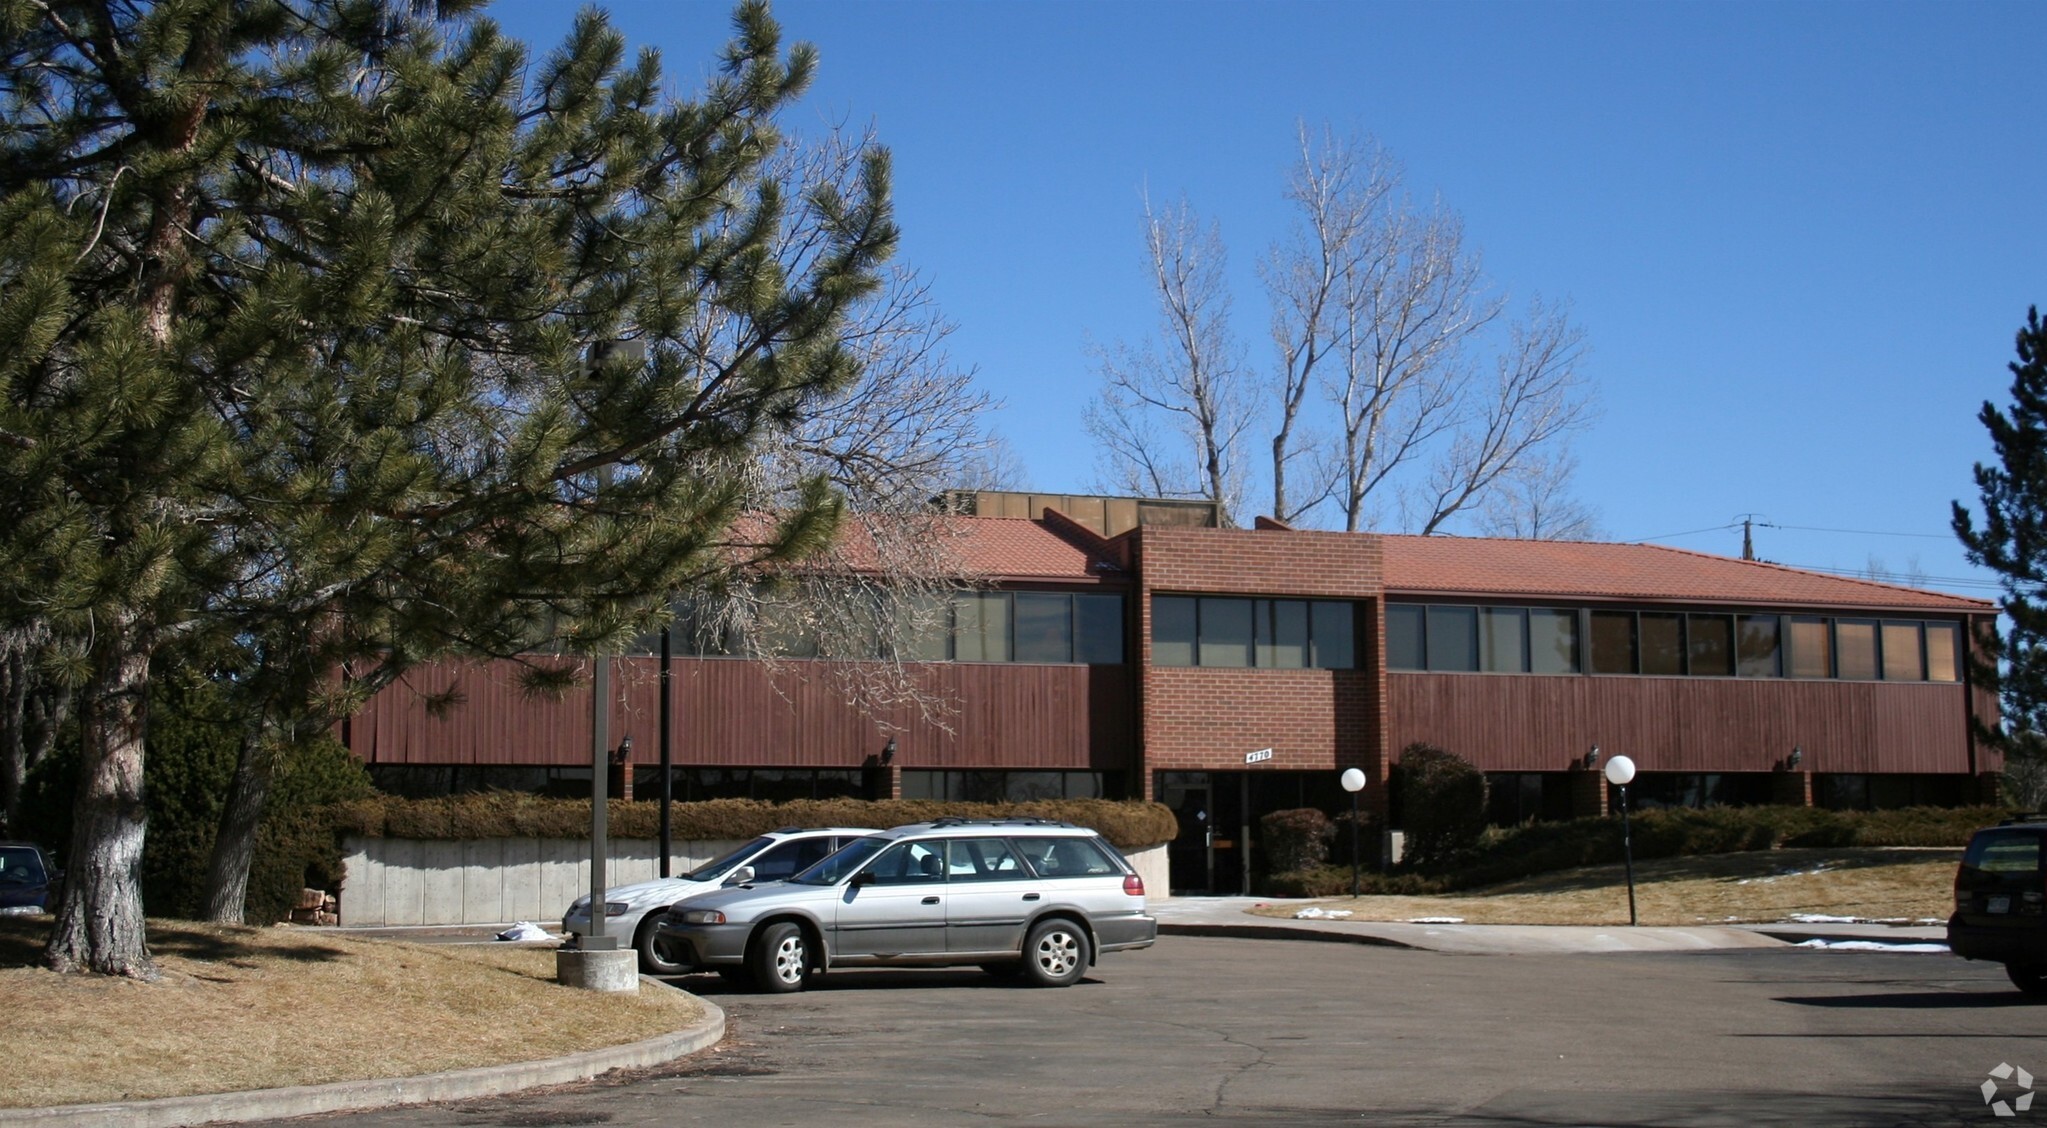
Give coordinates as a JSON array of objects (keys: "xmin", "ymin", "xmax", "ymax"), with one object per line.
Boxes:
[{"xmin": 279, "ymin": 935, "xmax": 2047, "ymax": 1127}]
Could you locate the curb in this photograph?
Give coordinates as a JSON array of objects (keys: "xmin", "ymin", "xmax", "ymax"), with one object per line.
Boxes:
[
  {"xmin": 0, "ymin": 976, "xmax": 725, "ymax": 1128},
  {"xmin": 1159, "ymin": 921, "xmax": 1416, "ymax": 949}
]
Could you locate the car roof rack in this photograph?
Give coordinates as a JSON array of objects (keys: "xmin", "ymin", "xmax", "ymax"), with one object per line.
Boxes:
[{"xmin": 923, "ymin": 816, "xmax": 1077, "ymax": 829}]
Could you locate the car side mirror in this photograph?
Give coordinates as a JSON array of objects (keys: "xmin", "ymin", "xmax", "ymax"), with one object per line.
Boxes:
[
  {"xmin": 723, "ymin": 865, "xmax": 756, "ymax": 886},
  {"xmin": 849, "ymin": 870, "xmax": 876, "ymax": 887}
]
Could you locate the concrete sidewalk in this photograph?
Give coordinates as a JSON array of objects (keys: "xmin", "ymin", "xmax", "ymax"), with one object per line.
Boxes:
[{"xmin": 1152, "ymin": 896, "xmax": 1949, "ymax": 954}]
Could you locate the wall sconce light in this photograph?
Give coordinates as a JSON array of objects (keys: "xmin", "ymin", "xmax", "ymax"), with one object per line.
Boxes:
[
  {"xmin": 1584, "ymin": 745, "xmax": 1601, "ymax": 770},
  {"xmin": 612, "ymin": 735, "xmax": 633, "ymax": 765},
  {"xmin": 1787, "ymin": 746, "xmax": 1803, "ymax": 771},
  {"xmin": 880, "ymin": 738, "xmax": 897, "ymax": 767}
]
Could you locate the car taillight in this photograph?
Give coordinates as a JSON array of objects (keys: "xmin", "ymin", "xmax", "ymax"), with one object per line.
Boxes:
[{"xmin": 1123, "ymin": 874, "xmax": 1145, "ymax": 897}]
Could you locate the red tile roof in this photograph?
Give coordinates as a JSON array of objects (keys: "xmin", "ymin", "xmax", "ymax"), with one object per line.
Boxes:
[
  {"xmin": 1380, "ymin": 534, "xmax": 1992, "ymax": 613},
  {"xmin": 943, "ymin": 516, "xmax": 1123, "ymax": 581}
]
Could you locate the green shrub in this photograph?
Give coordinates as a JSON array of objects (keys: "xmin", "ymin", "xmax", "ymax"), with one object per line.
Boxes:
[
  {"xmin": 325, "ymin": 794, "xmax": 1180, "ymax": 852},
  {"xmin": 1259, "ymin": 808, "xmax": 1332, "ymax": 873},
  {"xmin": 1394, "ymin": 743, "xmax": 1487, "ymax": 868},
  {"xmin": 1328, "ymin": 808, "xmax": 1387, "ymax": 870},
  {"xmin": 1266, "ymin": 803, "xmax": 2003, "ymax": 896}
]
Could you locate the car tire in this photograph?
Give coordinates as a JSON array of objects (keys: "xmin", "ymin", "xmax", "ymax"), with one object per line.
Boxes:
[
  {"xmin": 635, "ymin": 919, "xmax": 691, "ymax": 976},
  {"xmin": 2007, "ymin": 964, "xmax": 2047, "ymax": 997},
  {"xmin": 750, "ymin": 921, "xmax": 811, "ymax": 993},
  {"xmin": 1021, "ymin": 919, "xmax": 1089, "ymax": 988}
]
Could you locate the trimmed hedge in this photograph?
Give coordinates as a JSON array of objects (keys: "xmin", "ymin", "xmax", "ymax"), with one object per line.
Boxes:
[
  {"xmin": 325, "ymin": 793, "xmax": 1180, "ymax": 852},
  {"xmin": 1266, "ymin": 804, "xmax": 2002, "ymax": 897}
]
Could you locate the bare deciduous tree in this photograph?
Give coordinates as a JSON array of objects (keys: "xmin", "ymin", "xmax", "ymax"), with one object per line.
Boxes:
[
  {"xmin": 1472, "ymin": 452, "xmax": 1601, "ymax": 541},
  {"xmin": 1261, "ymin": 125, "xmax": 1393, "ymax": 526},
  {"xmin": 1085, "ymin": 195, "xmax": 1252, "ymax": 523},
  {"xmin": 1403, "ymin": 298, "xmax": 1593, "ymax": 534},
  {"xmin": 1091, "ymin": 126, "xmax": 1597, "ymax": 538}
]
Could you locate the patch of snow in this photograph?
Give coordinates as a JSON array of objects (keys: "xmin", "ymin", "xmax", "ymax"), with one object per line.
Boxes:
[
  {"xmin": 1796, "ymin": 939, "xmax": 1950, "ymax": 953},
  {"xmin": 1785, "ymin": 914, "xmax": 1863, "ymax": 924},
  {"xmin": 1407, "ymin": 916, "xmax": 1466, "ymax": 924},
  {"xmin": 495, "ymin": 922, "xmax": 554, "ymax": 942},
  {"xmin": 1294, "ymin": 907, "xmax": 1355, "ymax": 920}
]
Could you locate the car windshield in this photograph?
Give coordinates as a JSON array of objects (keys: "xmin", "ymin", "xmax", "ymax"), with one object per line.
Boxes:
[
  {"xmin": 681, "ymin": 837, "xmax": 777, "ymax": 882},
  {"xmin": 790, "ymin": 835, "xmax": 889, "ymax": 886},
  {"xmin": 0, "ymin": 846, "xmax": 46, "ymax": 885}
]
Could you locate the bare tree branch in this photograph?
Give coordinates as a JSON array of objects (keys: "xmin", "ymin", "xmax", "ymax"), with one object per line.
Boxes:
[{"xmin": 1085, "ymin": 194, "xmax": 1252, "ymax": 522}]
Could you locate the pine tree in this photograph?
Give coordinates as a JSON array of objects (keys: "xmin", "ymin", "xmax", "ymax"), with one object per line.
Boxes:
[
  {"xmin": 1954, "ymin": 308, "xmax": 2047, "ymax": 782},
  {"xmin": 0, "ymin": 0, "xmax": 896, "ymax": 974}
]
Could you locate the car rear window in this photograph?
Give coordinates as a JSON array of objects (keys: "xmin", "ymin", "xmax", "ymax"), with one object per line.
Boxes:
[
  {"xmin": 1964, "ymin": 830, "xmax": 2043, "ymax": 874},
  {"xmin": 1014, "ymin": 836, "xmax": 1120, "ymax": 877},
  {"xmin": 0, "ymin": 846, "xmax": 45, "ymax": 883}
]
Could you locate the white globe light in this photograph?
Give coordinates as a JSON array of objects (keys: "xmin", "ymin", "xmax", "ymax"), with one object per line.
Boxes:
[
  {"xmin": 1340, "ymin": 767, "xmax": 1367, "ymax": 793},
  {"xmin": 1603, "ymin": 755, "xmax": 1636, "ymax": 787}
]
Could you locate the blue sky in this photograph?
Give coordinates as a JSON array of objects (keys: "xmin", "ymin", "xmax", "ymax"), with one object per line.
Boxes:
[{"xmin": 490, "ymin": 0, "xmax": 2044, "ymax": 598}]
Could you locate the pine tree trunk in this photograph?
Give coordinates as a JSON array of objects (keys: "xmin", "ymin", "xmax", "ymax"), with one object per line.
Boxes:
[
  {"xmin": 202, "ymin": 729, "xmax": 275, "ymax": 924},
  {"xmin": 0, "ymin": 644, "xmax": 27, "ymax": 838},
  {"xmin": 46, "ymin": 628, "xmax": 156, "ymax": 979}
]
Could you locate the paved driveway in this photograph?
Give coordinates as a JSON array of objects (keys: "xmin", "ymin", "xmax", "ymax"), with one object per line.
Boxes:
[{"xmin": 278, "ymin": 936, "xmax": 2047, "ymax": 1127}]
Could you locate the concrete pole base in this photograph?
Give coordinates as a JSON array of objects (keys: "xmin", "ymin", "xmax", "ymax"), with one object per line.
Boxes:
[{"xmin": 556, "ymin": 948, "xmax": 640, "ymax": 993}]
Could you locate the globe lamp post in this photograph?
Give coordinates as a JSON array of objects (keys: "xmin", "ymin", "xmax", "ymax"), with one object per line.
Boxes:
[
  {"xmin": 1604, "ymin": 754, "xmax": 1638, "ymax": 926},
  {"xmin": 1340, "ymin": 768, "xmax": 1367, "ymax": 898}
]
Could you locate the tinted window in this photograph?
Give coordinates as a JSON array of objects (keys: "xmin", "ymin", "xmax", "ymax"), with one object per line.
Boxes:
[
  {"xmin": 1529, "ymin": 609, "xmax": 1579, "ymax": 674},
  {"xmin": 1737, "ymin": 615, "xmax": 1781, "ymax": 678},
  {"xmin": 1965, "ymin": 831, "xmax": 2043, "ymax": 874},
  {"xmin": 749, "ymin": 836, "xmax": 839, "ymax": 881},
  {"xmin": 1480, "ymin": 608, "xmax": 1526, "ymax": 673},
  {"xmin": 1151, "ymin": 596, "xmax": 1197, "ymax": 666},
  {"xmin": 955, "ymin": 592, "xmax": 1011, "ymax": 662},
  {"xmin": 1311, "ymin": 601, "xmax": 1356, "ymax": 669},
  {"xmin": 1014, "ymin": 836, "xmax": 1120, "ymax": 877},
  {"xmin": 1013, "ymin": 593, "xmax": 1073, "ymax": 663},
  {"xmin": 865, "ymin": 840, "xmax": 948, "ymax": 885},
  {"xmin": 1589, "ymin": 611, "xmax": 1636, "ymax": 674},
  {"xmin": 1788, "ymin": 616, "xmax": 1831, "ymax": 678},
  {"xmin": 1881, "ymin": 621, "xmax": 1924, "ymax": 681},
  {"xmin": 1640, "ymin": 613, "xmax": 1684, "ymax": 675},
  {"xmin": 1425, "ymin": 606, "xmax": 1477, "ymax": 672},
  {"xmin": 1387, "ymin": 604, "xmax": 1425, "ymax": 671},
  {"xmin": 683, "ymin": 836, "xmax": 777, "ymax": 882},
  {"xmin": 1835, "ymin": 620, "xmax": 1878, "ymax": 680},
  {"xmin": 948, "ymin": 838, "xmax": 1031, "ymax": 881},
  {"xmin": 1074, "ymin": 593, "xmax": 1125, "ymax": 664},
  {"xmin": 1259, "ymin": 600, "xmax": 1309, "ymax": 669},
  {"xmin": 1199, "ymin": 598, "xmax": 1254, "ymax": 667},
  {"xmin": 1687, "ymin": 615, "xmax": 1733, "ymax": 677},
  {"xmin": 1926, "ymin": 622, "xmax": 1961, "ymax": 683}
]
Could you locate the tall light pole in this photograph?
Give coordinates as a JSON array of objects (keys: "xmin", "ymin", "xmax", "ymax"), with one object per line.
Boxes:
[
  {"xmin": 1604, "ymin": 754, "xmax": 1638, "ymax": 926},
  {"xmin": 1340, "ymin": 768, "xmax": 1367, "ymax": 898}
]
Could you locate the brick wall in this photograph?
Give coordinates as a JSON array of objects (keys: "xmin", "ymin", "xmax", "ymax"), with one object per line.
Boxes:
[{"xmin": 1134, "ymin": 527, "xmax": 1389, "ymax": 807}]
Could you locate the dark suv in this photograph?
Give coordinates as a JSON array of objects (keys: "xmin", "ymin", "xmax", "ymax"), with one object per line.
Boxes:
[{"xmin": 1948, "ymin": 818, "xmax": 2047, "ymax": 995}]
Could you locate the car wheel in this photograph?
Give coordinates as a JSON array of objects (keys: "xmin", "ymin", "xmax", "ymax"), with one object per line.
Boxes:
[
  {"xmin": 2007, "ymin": 964, "xmax": 2047, "ymax": 997},
  {"xmin": 635, "ymin": 919, "xmax": 691, "ymax": 976},
  {"xmin": 1021, "ymin": 919, "xmax": 1089, "ymax": 988},
  {"xmin": 749, "ymin": 921, "xmax": 811, "ymax": 993}
]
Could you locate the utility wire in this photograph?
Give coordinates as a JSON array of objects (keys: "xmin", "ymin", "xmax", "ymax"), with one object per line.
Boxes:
[{"xmin": 1761, "ymin": 522, "xmax": 1956, "ymax": 541}]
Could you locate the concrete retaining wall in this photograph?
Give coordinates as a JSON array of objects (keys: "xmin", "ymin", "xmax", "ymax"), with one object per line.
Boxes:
[{"xmin": 338, "ymin": 837, "xmax": 1173, "ymax": 927}]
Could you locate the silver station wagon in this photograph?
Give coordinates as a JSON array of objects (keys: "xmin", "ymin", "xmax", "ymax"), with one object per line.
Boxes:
[{"xmin": 655, "ymin": 818, "xmax": 1157, "ymax": 991}]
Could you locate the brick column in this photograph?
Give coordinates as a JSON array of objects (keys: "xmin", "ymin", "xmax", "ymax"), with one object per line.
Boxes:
[
  {"xmin": 1771, "ymin": 770, "xmax": 1812, "ymax": 807},
  {"xmin": 1979, "ymin": 771, "xmax": 2005, "ymax": 807},
  {"xmin": 1569, "ymin": 769, "xmax": 1607, "ymax": 819}
]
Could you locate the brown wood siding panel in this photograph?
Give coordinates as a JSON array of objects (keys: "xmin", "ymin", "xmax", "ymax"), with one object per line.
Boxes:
[
  {"xmin": 348, "ymin": 658, "xmax": 1136, "ymax": 772},
  {"xmin": 1384, "ymin": 673, "xmax": 1975, "ymax": 774}
]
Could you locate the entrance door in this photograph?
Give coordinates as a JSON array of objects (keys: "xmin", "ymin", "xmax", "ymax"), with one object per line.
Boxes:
[{"xmin": 1158, "ymin": 772, "xmax": 1213, "ymax": 895}]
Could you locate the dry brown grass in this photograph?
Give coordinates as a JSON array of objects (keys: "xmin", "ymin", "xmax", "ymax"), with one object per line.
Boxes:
[
  {"xmin": 1252, "ymin": 847, "xmax": 1962, "ymax": 927},
  {"xmin": 0, "ymin": 919, "xmax": 703, "ymax": 1110}
]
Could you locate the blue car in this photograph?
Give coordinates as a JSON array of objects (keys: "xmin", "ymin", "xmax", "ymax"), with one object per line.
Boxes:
[{"xmin": 0, "ymin": 842, "xmax": 59, "ymax": 916}]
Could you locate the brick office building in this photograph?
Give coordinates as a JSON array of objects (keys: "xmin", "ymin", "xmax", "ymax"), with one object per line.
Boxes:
[{"xmin": 344, "ymin": 491, "xmax": 1999, "ymax": 894}]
